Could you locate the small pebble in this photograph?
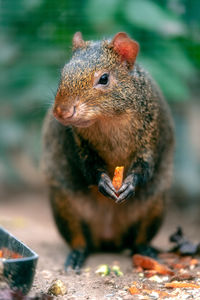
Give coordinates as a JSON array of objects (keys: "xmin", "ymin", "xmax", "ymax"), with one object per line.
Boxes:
[
  {"xmin": 105, "ymin": 293, "xmax": 115, "ymax": 298},
  {"xmin": 117, "ymin": 290, "xmax": 127, "ymax": 296},
  {"xmin": 190, "ymin": 264, "xmax": 195, "ymax": 270},
  {"xmin": 48, "ymin": 279, "xmax": 67, "ymax": 296},
  {"xmin": 149, "ymin": 291, "xmax": 159, "ymax": 299},
  {"xmin": 149, "ymin": 275, "xmax": 164, "ymax": 283}
]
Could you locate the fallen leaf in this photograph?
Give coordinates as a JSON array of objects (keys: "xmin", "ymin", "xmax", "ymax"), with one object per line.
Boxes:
[
  {"xmin": 190, "ymin": 258, "xmax": 199, "ymax": 266},
  {"xmin": 129, "ymin": 286, "xmax": 140, "ymax": 295},
  {"xmin": 133, "ymin": 254, "xmax": 174, "ymax": 276},
  {"xmin": 165, "ymin": 281, "xmax": 200, "ymax": 289}
]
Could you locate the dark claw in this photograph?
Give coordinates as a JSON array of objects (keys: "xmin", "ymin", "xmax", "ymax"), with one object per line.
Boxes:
[
  {"xmin": 116, "ymin": 175, "xmax": 135, "ymax": 203},
  {"xmin": 116, "ymin": 184, "xmax": 135, "ymax": 203},
  {"xmin": 117, "ymin": 182, "xmax": 128, "ymax": 194},
  {"xmin": 98, "ymin": 173, "xmax": 118, "ymax": 200},
  {"xmin": 65, "ymin": 248, "xmax": 88, "ymax": 273}
]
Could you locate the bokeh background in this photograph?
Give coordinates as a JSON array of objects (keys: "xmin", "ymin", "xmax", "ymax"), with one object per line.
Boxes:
[{"xmin": 0, "ymin": 0, "xmax": 200, "ymax": 210}]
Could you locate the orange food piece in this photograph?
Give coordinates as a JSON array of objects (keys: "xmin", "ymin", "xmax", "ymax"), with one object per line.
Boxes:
[
  {"xmin": 11, "ymin": 252, "xmax": 22, "ymax": 259},
  {"xmin": 157, "ymin": 291, "xmax": 171, "ymax": 298},
  {"xmin": 165, "ymin": 281, "xmax": 200, "ymax": 289},
  {"xmin": 129, "ymin": 287, "xmax": 171, "ymax": 298},
  {"xmin": 112, "ymin": 166, "xmax": 124, "ymax": 191},
  {"xmin": 133, "ymin": 254, "xmax": 174, "ymax": 276},
  {"xmin": 129, "ymin": 286, "xmax": 140, "ymax": 295},
  {"xmin": 0, "ymin": 247, "xmax": 22, "ymax": 259},
  {"xmin": 190, "ymin": 258, "xmax": 199, "ymax": 266}
]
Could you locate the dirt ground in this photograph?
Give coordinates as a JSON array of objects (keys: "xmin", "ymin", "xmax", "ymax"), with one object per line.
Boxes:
[{"xmin": 1, "ymin": 189, "xmax": 200, "ymax": 299}]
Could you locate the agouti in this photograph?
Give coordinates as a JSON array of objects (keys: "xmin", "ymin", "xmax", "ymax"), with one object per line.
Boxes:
[{"xmin": 42, "ymin": 32, "xmax": 174, "ymax": 271}]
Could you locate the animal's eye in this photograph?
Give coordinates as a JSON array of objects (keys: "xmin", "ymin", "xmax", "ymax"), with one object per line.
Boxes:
[{"xmin": 98, "ymin": 73, "xmax": 109, "ymax": 85}]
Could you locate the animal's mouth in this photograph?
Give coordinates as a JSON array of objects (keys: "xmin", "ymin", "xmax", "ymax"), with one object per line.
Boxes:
[
  {"xmin": 62, "ymin": 105, "xmax": 76, "ymax": 119},
  {"xmin": 72, "ymin": 119, "xmax": 95, "ymax": 127},
  {"xmin": 60, "ymin": 118, "xmax": 95, "ymax": 128},
  {"xmin": 53, "ymin": 104, "xmax": 96, "ymax": 128}
]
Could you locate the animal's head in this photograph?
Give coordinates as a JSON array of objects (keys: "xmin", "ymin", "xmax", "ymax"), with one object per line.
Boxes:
[{"xmin": 53, "ymin": 32, "xmax": 139, "ymax": 127}]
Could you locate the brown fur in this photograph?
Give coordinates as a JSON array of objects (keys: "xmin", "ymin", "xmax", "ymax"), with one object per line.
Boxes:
[{"xmin": 42, "ymin": 32, "xmax": 174, "ymax": 259}]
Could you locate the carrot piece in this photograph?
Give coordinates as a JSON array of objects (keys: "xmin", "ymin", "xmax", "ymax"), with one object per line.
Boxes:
[
  {"xmin": 190, "ymin": 258, "xmax": 199, "ymax": 266},
  {"xmin": 129, "ymin": 286, "xmax": 140, "ymax": 295},
  {"xmin": 0, "ymin": 248, "xmax": 22, "ymax": 259},
  {"xmin": 165, "ymin": 281, "xmax": 200, "ymax": 289},
  {"xmin": 11, "ymin": 252, "xmax": 22, "ymax": 259},
  {"xmin": 112, "ymin": 166, "xmax": 124, "ymax": 191},
  {"xmin": 133, "ymin": 254, "xmax": 174, "ymax": 276}
]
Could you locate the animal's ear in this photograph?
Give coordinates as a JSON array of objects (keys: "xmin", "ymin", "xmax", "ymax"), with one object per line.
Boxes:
[
  {"xmin": 109, "ymin": 32, "xmax": 139, "ymax": 69},
  {"xmin": 72, "ymin": 32, "xmax": 86, "ymax": 49}
]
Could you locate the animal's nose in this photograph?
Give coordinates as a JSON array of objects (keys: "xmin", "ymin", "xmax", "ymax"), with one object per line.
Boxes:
[{"xmin": 53, "ymin": 105, "xmax": 76, "ymax": 119}]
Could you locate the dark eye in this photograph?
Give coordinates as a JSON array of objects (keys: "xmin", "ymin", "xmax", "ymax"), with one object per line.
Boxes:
[{"xmin": 98, "ymin": 73, "xmax": 109, "ymax": 85}]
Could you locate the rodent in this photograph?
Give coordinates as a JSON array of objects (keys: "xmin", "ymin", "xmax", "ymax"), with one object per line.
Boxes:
[{"xmin": 42, "ymin": 32, "xmax": 174, "ymax": 271}]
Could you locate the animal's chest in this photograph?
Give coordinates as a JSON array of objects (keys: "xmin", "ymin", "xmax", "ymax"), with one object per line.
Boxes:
[
  {"xmin": 95, "ymin": 135, "xmax": 135, "ymax": 177},
  {"xmin": 75, "ymin": 117, "xmax": 137, "ymax": 176}
]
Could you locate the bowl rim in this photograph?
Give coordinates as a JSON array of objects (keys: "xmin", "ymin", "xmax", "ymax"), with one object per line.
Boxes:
[{"xmin": 0, "ymin": 226, "xmax": 39, "ymax": 263}]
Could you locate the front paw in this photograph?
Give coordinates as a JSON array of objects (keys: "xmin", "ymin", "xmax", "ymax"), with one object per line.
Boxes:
[
  {"xmin": 65, "ymin": 248, "xmax": 88, "ymax": 273},
  {"xmin": 115, "ymin": 174, "xmax": 135, "ymax": 203},
  {"xmin": 98, "ymin": 173, "xmax": 118, "ymax": 201}
]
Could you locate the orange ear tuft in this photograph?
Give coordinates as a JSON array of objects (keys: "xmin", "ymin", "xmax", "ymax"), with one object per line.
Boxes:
[
  {"xmin": 73, "ymin": 32, "xmax": 86, "ymax": 49},
  {"xmin": 110, "ymin": 32, "xmax": 139, "ymax": 68}
]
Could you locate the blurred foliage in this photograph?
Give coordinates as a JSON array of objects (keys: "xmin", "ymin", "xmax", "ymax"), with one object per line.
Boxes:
[{"xmin": 0, "ymin": 0, "xmax": 199, "ymax": 184}]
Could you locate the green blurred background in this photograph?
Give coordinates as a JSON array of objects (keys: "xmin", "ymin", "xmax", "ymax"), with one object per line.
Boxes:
[{"xmin": 0, "ymin": 0, "xmax": 200, "ymax": 205}]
